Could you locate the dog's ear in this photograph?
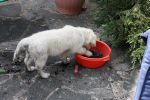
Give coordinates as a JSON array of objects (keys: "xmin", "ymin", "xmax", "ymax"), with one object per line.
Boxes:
[
  {"xmin": 86, "ymin": 34, "xmax": 93, "ymax": 44},
  {"xmin": 85, "ymin": 30, "xmax": 97, "ymax": 46},
  {"xmin": 77, "ymin": 27, "xmax": 96, "ymax": 45}
]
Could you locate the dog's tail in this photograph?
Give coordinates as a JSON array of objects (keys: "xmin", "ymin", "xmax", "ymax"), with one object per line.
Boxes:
[{"xmin": 13, "ymin": 38, "xmax": 29, "ymax": 62}]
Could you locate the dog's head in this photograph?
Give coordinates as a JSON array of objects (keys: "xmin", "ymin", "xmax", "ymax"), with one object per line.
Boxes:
[{"xmin": 78, "ymin": 27, "xmax": 97, "ymax": 49}]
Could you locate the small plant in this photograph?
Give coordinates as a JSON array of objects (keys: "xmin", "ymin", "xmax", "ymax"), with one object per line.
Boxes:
[
  {"xmin": 0, "ymin": 64, "xmax": 6, "ymax": 74},
  {"xmin": 95, "ymin": 0, "xmax": 150, "ymax": 67}
]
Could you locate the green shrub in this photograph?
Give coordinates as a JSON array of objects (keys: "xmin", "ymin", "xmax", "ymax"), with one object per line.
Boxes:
[{"xmin": 95, "ymin": 0, "xmax": 150, "ymax": 67}]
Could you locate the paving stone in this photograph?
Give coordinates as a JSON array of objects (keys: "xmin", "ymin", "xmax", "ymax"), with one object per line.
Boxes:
[
  {"xmin": 0, "ymin": 18, "xmax": 48, "ymax": 43},
  {"xmin": 0, "ymin": 1, "xmax": 21, "ymax": 17},
  {"xmin": 0, "ymin": 75, "xmax": 29, "ymax": 100},
  {"xmin": 113, "ymin": 63, "xmax": 129, "ymax": 71},
  {"xmin": 49, "ymin": 88, "xmax": 91, "ymax": 100},
  {"xmin": 111, "ymin": 81, "xmax": 128, "ymax": 98},
  {"xmin": 0, "ymin": 74, "xmax": 12, "ymax": 85},
  {"xmin": 23, "ymin": 77, "xmax": 62, "ymax": 100}
]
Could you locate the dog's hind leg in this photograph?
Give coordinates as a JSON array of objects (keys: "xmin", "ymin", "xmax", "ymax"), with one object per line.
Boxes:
[
  {"xmin": 24, "ymin": 52, "xmax": 36, "ymax": 71},
  {"xmin": 25, "ymin": 58, "xmax": 36, "ymax": 71},
  {"xmin": 35, "ymin": 55, "xmax": 50, "ymax": 78}
]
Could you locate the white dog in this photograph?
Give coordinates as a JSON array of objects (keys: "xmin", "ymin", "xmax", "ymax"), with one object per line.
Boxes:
[{"xmin": 13, "ymin": 25, "xmax": 97, "ymax": 78}]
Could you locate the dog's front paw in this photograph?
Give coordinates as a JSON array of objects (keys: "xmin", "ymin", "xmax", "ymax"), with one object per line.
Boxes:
[
  {"xmin": 62, "ymin": 58, "xmax": 70, "ymax": 65},
  {"xmin": 41, "ymin": 72, "xmax": 50, "ymax": 78},
  {"xmin": 27, "ymin": 66, "xmax": 37, "ymax": 71},
  {"xmin": 85, "ymin": 51, "xmax": 93, "ymax": 57}
]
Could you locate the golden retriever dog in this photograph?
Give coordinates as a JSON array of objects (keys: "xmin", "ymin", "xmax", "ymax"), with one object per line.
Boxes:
[{"xmin": 13, "ymin": 25, "xmax": 97, "ymax": 78}]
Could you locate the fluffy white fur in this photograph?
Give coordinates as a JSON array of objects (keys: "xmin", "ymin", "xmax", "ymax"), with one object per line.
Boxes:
[{"xmin": 13, "ymin": 25, "xmax": 97, "ymax": 78}]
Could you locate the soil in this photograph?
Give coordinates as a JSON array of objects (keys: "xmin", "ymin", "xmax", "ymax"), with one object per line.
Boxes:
[{"xmin": 0, "ymin": 56, "xmax": 24, "ymax": 74}]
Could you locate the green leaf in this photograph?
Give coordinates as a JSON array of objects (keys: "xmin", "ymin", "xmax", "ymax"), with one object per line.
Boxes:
[{"xmin": 0, "ymin": 68, "xmax": 6, "ymax": 74}]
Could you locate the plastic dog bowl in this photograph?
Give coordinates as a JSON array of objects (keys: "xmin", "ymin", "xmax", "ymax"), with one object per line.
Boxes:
[{"xmin": 75, "ymin": 40, "xmax": 111, "ymax": 68}]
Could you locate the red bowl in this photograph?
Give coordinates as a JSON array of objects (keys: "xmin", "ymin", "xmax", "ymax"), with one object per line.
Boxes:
[{"xmin": 75, "ymin": 40, "xmax": 111, "ymax": 68}]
